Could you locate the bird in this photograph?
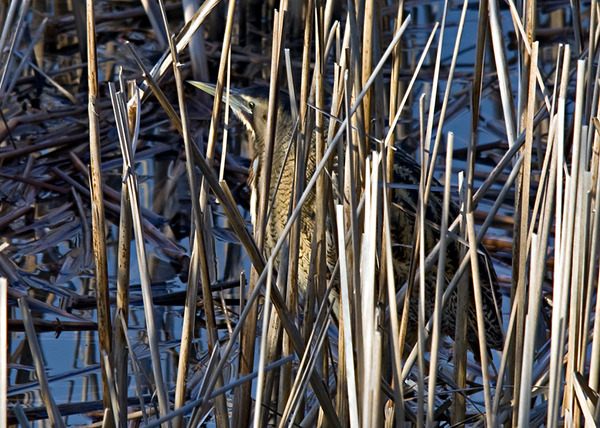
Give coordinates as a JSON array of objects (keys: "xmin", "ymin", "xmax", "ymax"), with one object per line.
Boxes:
[{"xmin": 190, "ymin": 81, "xmax": 504, "ymax": 356}]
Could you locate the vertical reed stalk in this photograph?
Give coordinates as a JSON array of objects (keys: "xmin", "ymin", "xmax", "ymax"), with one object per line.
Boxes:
[
  {"xmin": 547, "ymin": 44, "xmax": 570, "ymax": 428},
  {"xmin": 86, "ymin": 0, "xmax": 113, "ymax": 419},
  {"xmin": 452, "ymin": 172, "xmax": 469, "ymax": 425},
  {"xmin": 562, "ymin": 59, "xmax": 587, "ymax": 421},
  {"xmin": 515, "ymin": 40, "xmax": 538, "ymax": 426},
  {"xmin": 115, "ymin": 166, "xmax": 132, "ymax": 428},
  {"xmin": 336, "ymin": 203, "xmax": 360, "ymax": 427},
  {"xmin": 313, "ymin": 3, "xmax": 329, "ymax": 423},
  {"xmin": 279, "ymin": 48, "xmax": 298, "ymax": 424},
  {"xmin": 422, "ymin": 0, "xmax": 448, "ymax": 169},
  {"xmin": 465, "ymin": 212, "xmax": 494, "ymax": 427},
  {"xmin": 488, "ymin": 0, "xmax": 517, "ymax": 148},
  {"xmin": 426, "ymin": 132, "xmax": 453, "ymax": 426},
  {"xmin": 382, "ymin": 165, "xmax": 404, "ymax": 427},
  {"xmin": 416, "ymin": 105, "xmax": 427, "ymax": 428},
  {"xmin": 110, "ymin": 82, "xmax": 171, "ymax": 425},
  {"xmin": 361, "ymin": 0, "xmax": 374, "ymax": 135},
  {"xmin": 253, "ymin": 261, "xmax": 275, "ymax": 426}
]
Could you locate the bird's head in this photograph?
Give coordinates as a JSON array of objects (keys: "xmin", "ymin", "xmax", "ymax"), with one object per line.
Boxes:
[{"xmin": 189, "ymin": 81, "xmax": 292, "ymax": 151}]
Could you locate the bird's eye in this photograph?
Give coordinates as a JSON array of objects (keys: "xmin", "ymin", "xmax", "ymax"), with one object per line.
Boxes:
[{"xmin": 248, "ymin": 101, "xmax": 255, "ymax": 111}]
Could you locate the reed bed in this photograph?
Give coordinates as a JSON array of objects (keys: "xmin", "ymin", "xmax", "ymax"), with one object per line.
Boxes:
[{"xmin": 1, "ymin": 0, "xmax": 599, "ymax": 427}]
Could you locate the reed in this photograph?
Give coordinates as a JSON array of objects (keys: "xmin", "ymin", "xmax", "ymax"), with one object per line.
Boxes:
[{"xmin": 4, "ymin": 0, "xmax": 600, "ymax": 427}]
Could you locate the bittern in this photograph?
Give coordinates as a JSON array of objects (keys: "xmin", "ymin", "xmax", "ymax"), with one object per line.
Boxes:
[{"xmin": 190, "ymin": 81, "xmax": 504, "ymax": 355}]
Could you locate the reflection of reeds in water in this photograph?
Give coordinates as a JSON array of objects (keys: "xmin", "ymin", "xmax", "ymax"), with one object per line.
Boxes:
[{"xmin": 2, "ymin": 0, "xmax": 600, "ymax": 426}]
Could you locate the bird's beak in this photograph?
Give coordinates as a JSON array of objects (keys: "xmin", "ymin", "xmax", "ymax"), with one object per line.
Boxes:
[{"xmin": 188, "ymin": 81, "xmax": 252, "ymax": 121}]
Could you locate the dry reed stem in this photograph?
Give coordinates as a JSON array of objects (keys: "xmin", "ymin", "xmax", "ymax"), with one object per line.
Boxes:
[
  {"xmin": 182, "ymin": 0, "xmax": 209, "ymax": 81},
  {"xmin": 201, "ymin": 0, "xmax": 237, "ymax": 176},
  {"xmin": 422, "ymin": 0, "xmax": 448, "ymax": 175},
  {"xmin": 261, "ymin": 249, "xmax": 288, "ymax": 426},
  {"xmin": 451, "ymin": 171, "xmax": 469, "ymax": 426},
  {"xmin": 361, "ymin": 0, "xmax": 374, "ymax": 135},
  {"xmin": 86, "ymin": 0, "xmax": 113, "ymax": 419},
  {"xmin": 548, "ymin": 43, "xmax": 571, "ymax": 428},
  {"xmin": 110, "ymin": 82, "xmax": 171, "ymax": 424},
  {"xmin": 101, "ymin": 350, "xmax": 121, "ymax": 427},
  {"xmin": 115, "ymin": 149, "xmax": 132, "ymax": 428},
  {"xmin": 563, "ymin": 59, "xmax": 587, "ymax": 421},
  {"xmin": 382, "ymin": 165, "xmax": 404, "ymax": 426},
  {"xmin": 280, "ymin": 47, "xmax": 299, "ymax": 416},
  {"xmin": 489, "ymin": 0, "xmax": 517, "ymax": 149},
  {"xmin": 361, "ymin": 153, "xmax": 383, "ymax": 427},
  {"xmin": 416, "ymin": 100, "xmax": 427, "ymax": 428},
  {"xmin": 464, "ymin": 211, "xmax": 493, "ymax": 426},
  {"xmin": 388, "ymin": 0, "xmax": 404, "ymax": 137},
  {"xmin": 253, "ymin": 260, "xmax": 275, "ymax": 426},
  {"xmin": 219, "ymin": 49, "xmax": 233, "ymax": 182},
  {"xmin": 313, "ymin": 7, "xmax": 330, "ymax": 424},
  {"xmin": 589, "ymin": 141, "xmax": 600, "ymax": 410},
  {"xmin": 515, "ymin": 39, "xmax": 539, "ymax": 426},
  {"xmin": 427, "ymin": 132, "xmax": 453, "ymax": 426},
  {"xmin": 18, "ymin": 298, "xmax": 65, "ymax": 428},
  {"xmin": 117, "ymin": 314, "xmax": 151, "ymax": 424},
  {"xmin": 111, "ymin": 76, "xmax": 136, "ymax": 428},
  {"xmin": 341, "ymin": 66, "xmax": 361, "ymax": 427},
  {"xmin": 336, "ymin": 201, "xmax": 360, "ymax": 427}
]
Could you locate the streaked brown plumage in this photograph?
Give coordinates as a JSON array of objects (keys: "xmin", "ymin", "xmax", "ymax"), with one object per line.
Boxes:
[{"xmin": 191, "ymin": 81, "xmax": 504, "ymax": 355}]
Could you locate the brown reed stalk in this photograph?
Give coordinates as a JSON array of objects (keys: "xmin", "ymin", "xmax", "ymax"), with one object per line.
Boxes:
[
  {"xmin": 465, "ymin": 210, "xmax": 494, "ymax": 427},
  {"xmin": 512, "ymin": 3, "xmax": 536, "ymax": 424},
  {"xmin": 382, "ymin": 162, "xmax": 404, "ymax": 427},
  {"xmin": 279, "ymin": 47, "xmax": 299, "ymax": 422},
  {"xmin": 86, "ymin": 0, "xmax": 113, "ymax": 420},
  {"xmin": 111, "ymin": 75, "xmax": 135, "ymax": 428},
  {"xmin": 515, "ymin": 39, "xmax": 539, "ymax": 427}
]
